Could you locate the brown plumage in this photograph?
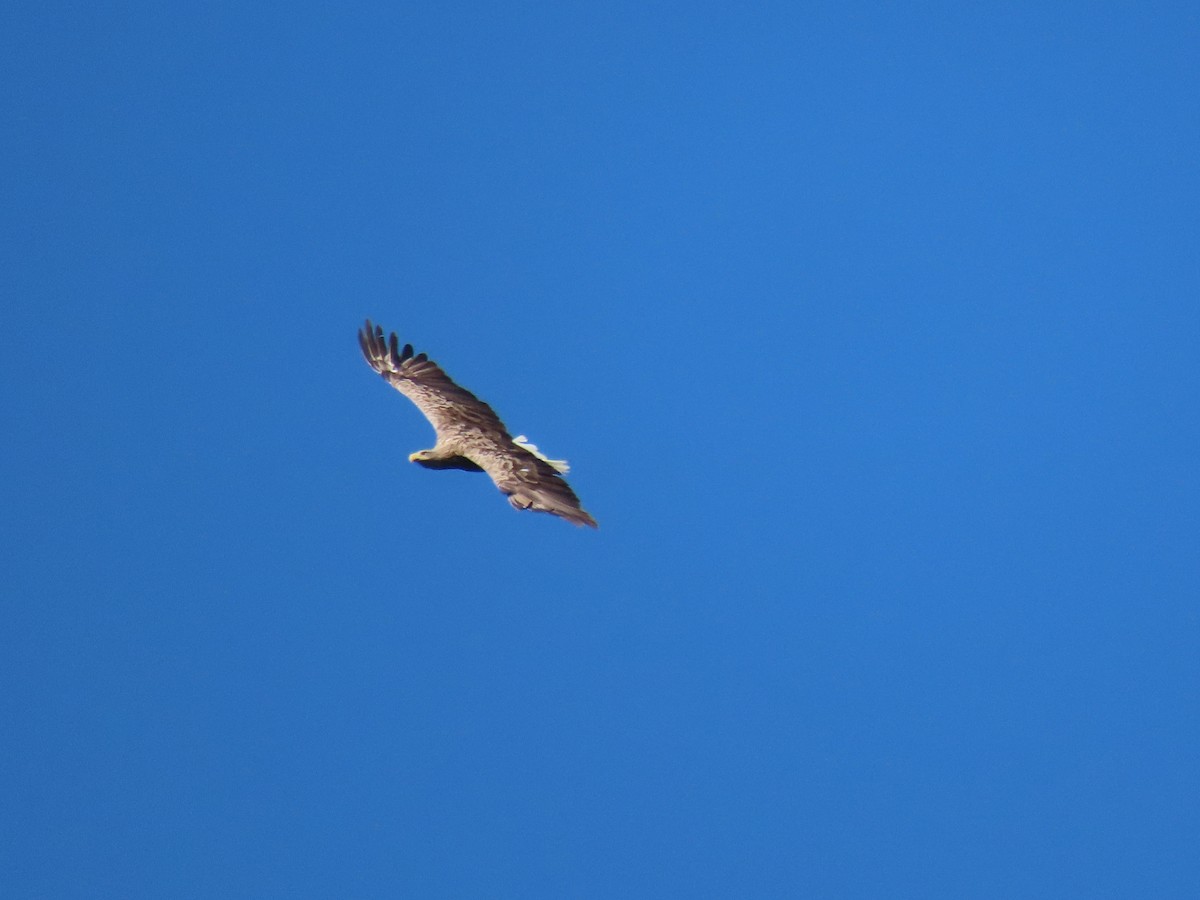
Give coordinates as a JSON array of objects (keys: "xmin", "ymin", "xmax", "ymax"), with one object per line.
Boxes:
[{"xmin": 358, "ymin": 320, "xmax": 598, "ymax": 528}]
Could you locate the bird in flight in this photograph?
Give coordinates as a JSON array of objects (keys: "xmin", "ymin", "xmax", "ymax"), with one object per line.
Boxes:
[{"xmin": 358, "ymin": 320, "xmax": 598, "ymax": 528}]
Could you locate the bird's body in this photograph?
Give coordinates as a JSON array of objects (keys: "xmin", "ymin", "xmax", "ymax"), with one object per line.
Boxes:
[{"xmin": 358, "ymin": 320, "xmax": 597, "ymax": 528}]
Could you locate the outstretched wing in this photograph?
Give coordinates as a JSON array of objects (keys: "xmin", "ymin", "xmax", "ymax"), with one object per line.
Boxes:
[
  {"xmin": 358, "ymin": 319, "xmax": 508, "ymax": 443},
  {"xmin": 479, "ymin": 447, "xmax": 599, "ymax": 528}
]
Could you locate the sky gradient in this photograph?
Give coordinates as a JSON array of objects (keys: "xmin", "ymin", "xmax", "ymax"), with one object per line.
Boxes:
[{"xmin": 3, "ymin": 3, "xmax": 1199, "ymax": 897}]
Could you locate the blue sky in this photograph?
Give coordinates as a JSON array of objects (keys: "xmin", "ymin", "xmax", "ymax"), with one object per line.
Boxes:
[{"xmin": 3, "ymin": 2, "xmax": 1198, "ymax": 897}]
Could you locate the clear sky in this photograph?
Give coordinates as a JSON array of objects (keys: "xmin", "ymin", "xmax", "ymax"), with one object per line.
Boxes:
[{"xmin": 3, "ymin": 3, "xmax": 1198, "ymax": 897}]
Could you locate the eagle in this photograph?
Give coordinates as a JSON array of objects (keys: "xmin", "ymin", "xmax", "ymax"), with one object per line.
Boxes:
[{"xmin": 358, "ymin": 320, "xmax": 598, "ymax": 528}]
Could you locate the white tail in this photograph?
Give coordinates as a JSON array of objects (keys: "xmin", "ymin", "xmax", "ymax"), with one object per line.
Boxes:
[{"xmin": 512, "ymin": 435, "xmax": 570, "ymax": 474}]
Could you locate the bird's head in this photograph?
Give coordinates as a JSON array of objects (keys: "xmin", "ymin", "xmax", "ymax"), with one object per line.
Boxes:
[{"xmin": 408, "ymin": 449, "xmax": 484, "ymax": 472}]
